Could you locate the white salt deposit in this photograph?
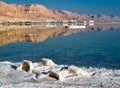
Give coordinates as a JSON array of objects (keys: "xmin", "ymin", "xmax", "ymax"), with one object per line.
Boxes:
[
  {"xmin": 16, "ymin": 60, "xmax": 33, "ymax": 72},
  {"xmin": 0, "ymin": 58, "xmax": 120, "ymax": 88}
]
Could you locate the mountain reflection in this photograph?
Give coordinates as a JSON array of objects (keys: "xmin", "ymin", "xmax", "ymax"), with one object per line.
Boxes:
[
  {"xmin": 0, "ymin": 24, "xmax": 120, "ymax": 46},
  {"xmin": 0, "ymin": 26, "xmax": 87, "ymax": 46}
]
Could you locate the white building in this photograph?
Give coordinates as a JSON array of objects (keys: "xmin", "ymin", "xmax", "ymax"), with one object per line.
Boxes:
[
  {"xmin": 89, "ymin": 20, "xmax": 94, "ymax": 26},
  {"xmin": 46, "ymin": 19, "xmax": 57, "ymax": 23},
  {"xmin": 69, "ymin": 25, "xmax": 86, "ymax": 29},
  {"xmin": 63, "ymin": 21, "xmax": 69, "ymax": 26}
]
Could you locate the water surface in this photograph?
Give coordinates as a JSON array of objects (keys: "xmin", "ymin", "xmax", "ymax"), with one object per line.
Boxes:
[{"xmin": 0, "ymin": 26, "xmax": 120, "ymax": 69}]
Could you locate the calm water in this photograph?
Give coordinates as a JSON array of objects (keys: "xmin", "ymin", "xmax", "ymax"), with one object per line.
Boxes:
[{"xmin": 0, "ymin": 29, "xmax": 120, "ymax": 69}]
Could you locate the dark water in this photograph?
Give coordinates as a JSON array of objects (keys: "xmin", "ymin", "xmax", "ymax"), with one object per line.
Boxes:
[{"xmin": 0, "ymin": 29, "xmax": 120, "ymax": 69}]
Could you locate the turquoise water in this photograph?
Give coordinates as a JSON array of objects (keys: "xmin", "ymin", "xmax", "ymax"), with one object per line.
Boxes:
[{"xmin": 0, "ymin": 29, "xmax": 120, "ymax": 69}]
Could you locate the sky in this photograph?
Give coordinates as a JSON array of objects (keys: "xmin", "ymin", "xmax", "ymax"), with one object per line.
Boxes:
[{"xmin": 1, "ymin": 0, "xmax": 120, "ymax": 16}]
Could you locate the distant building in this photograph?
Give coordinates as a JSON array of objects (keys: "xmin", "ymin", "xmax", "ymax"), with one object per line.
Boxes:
[
  {"xmin": 89, "ymin": 20, "xmax": 94, "ymax": 26},
  {"xmin": 45, "ymin": 19, "xmax": 93, "ymax": 28},
  {"xmin": 84, "ymin": 21, "xmax": 87, "ymax": 26},
  {"xmin": 45, "ymin": 19, "xmax": 62, "ymax": 27},
  {"xmin": 83, "ymin": 20, "xmax": 94, "ymax": 26},
  {"xmin": 63, "ymin": 21, "xmax": 69, "ymax": 26},
  {"xmin": 70, "ymin": 20, "xmax": 77, "ymax": 23},
  {"xmin": 46, "ymin": 19, "xmax": 57, "ymax": 24},
  {"xmin": 69, "ymin": 25, "xmax": 86, "ymax": 29},
  {"xmin": 69, "ymin": 20, "xmax": 77, "ymax": 26}
]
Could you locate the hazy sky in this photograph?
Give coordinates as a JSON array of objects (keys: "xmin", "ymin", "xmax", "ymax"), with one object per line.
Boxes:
[{"xmin": 1, "ymin": 0, "xmax": 120, "ymax": 16}]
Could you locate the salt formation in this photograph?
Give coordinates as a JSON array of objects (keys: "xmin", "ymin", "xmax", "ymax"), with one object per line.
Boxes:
[
  {"xmin": 16, "ymin": 60, "xmax": 33, "ymax": 72},
  {"xmin": 68, "ymin": 65, "xmax": 89, "ymax": 76},
  {"xmin": 39, "ymin": 58, "xmax": 56, "ymax": 66},
  {"xmin": 46, "ymin": 71, "xmax": 60, "ymax": 80},
  {"xmin": 0, "ymin": 59, "xmax": 120, "ymax": 88},
  {"xmin": 33, "ymin": 58, "xmax": 63, "ymax": 81},
  {"xmin": 16, "ymin": 59, "xmax": 90, "ymax": 81},
  {"xmin": 15, "ymin": 59, "xmax": 91, "ymax": 81}
]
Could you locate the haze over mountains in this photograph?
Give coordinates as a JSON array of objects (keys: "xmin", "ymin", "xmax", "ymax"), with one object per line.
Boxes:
[{"xmin": 0, "ymin": 1, "xmax": 120, "ymax": 23}]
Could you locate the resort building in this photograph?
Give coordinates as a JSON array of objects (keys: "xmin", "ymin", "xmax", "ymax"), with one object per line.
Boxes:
[
  {"xmin": 63, "ymin": 20, "xmax": 69, "ymax": 26},
  {"xmin": 45, "ymin": 19, "xmax": 94, "ymax": 29},
  {"xmin": 89, "ymin": 20, "xmax": 94, "ymax": 26}
]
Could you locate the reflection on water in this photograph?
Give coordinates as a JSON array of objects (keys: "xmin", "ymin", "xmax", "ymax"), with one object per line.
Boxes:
[
  {"xmin": 0, "ymin": 24, "xmax": 120, "ymax": 69},
  {"xmin": 0, "ymin": 25, "xmax": 91, "ymax": 46},
  {"xmin": 94, "ymin": 24, "xmax": 120, "ymax": 31},
  {"xmin": 0, "ymin": 24, "xmax": 120, "ymax": 46},
  {"xmin": 0, "ymin": 25, "xmax": 32, "ymax": 30}
]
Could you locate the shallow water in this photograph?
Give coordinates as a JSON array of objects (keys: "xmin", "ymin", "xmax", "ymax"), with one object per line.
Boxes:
[{"xmin": 0, "ymin": 27, "xmax": 120, "ymax": 69}]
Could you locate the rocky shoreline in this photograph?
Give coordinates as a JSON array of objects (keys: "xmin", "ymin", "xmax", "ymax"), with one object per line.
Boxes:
[{"xmin": 0, "ymin": 58, "xmax": 120, "ymax": 88}]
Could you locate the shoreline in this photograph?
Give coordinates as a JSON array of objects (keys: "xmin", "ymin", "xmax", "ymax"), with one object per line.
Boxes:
[{"xmin": 0, "ymin": 58, "xmax": 120, "ymax": 88}]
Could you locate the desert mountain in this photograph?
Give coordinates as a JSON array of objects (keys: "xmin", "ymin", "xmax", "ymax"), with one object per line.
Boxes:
[
  {"xmin": 0, "ymin": 1, "xmax": 89, "ymax": 21},
  {"xmin": 0, "ymin": 1, "xmax": 120, "ymax": 22}
]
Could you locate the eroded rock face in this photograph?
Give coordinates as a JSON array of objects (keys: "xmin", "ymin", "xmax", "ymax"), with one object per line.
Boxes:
[
  {"xmin": 0, "ymin": 1, "xmax": 120, "ymax": 22},
  {"xmin": 0, "ymin": 1, "xmax": 79, "ymax": 20}
]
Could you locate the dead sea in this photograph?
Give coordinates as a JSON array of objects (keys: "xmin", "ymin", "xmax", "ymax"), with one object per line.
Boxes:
[{"xmin": 0, "ymin": 25, "xmax": 120, "ymax": 88}]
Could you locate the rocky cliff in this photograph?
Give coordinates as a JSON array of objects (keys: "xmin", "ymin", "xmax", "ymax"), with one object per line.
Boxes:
[
  {"xmin": 0, "ymin": 1, "xmax": 120, "ymax": 22},
  {"xmin": 0, "ymin": 1, "xmax": 88, "ymax": 21}
]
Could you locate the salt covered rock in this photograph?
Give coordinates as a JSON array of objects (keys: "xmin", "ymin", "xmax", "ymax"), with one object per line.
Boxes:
[
  {"xmin": 35, "ymin": 72, "xmax": 47, "ymax": 79},
  {"xmin": 32, "ymin": 62, "xmax": 39, "ymax": 67},
  {"xmin": 39, "ymin": 58, "xmax": 56, "ymax": 66},
  {"xmin": 46, "ymin": 71, "xmax": 61, "ymax": 80},
  {"xmin": 33, "ymin": 71, "xmax": 61, "ymax": 81},
  {"xmin": 16, "ymin": 60, "xmax": 33, "ymax": 72},
  {"xmin": 68, "ymin": 65, "xmax": 89, "ymax": 76}
]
